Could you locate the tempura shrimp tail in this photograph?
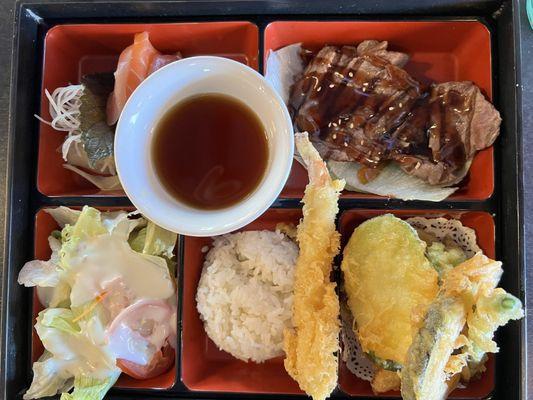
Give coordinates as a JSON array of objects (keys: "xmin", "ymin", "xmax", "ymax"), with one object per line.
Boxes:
[
  {"xmin": 284, "ymin": 132, "xmax": 345, "ymax": 400},
  {"xmin": 295, "ymin": 132, "xmax": 345, "ymax": 191}
]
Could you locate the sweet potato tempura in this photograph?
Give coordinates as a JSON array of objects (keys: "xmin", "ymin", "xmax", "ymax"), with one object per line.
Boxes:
[{"xmin": 284, "ymin": 132, "xmax": 345, "ymax": 400}]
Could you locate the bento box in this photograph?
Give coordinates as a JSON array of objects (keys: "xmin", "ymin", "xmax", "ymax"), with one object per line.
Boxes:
[{"xmin": 2, "ymin": 1, "xmax": 527, "ymax": 400}]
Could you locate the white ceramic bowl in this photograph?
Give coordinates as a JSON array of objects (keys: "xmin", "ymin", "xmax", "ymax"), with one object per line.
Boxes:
[{"xmin": 115, "ymin": 56, "xmax": 294, "ymax": 236}]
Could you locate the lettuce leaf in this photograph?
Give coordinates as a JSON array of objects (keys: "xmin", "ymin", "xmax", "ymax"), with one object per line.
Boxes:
[
  {"xmin": 24, "ymin": 352, "xmax": 119, "ymax": 400},
  {"xmin": 18, "ymin": 236, "xmax": 63, "ymax": 289},
  {"xmin": 70, "ymin": 295, "xmax": 110, "ymax": 345},
  {"xmin": 35, "ymin": 308, "xmax": 116, "ymax": 372},
  {"xmin": 18, "ymin": 260, "xmax": 60, "ymax": 288},
  {"xmin": 60, "ymin": 373, "xmax": 120, "ymax": 400},
  {"xmin": 129, "ymin": 220, "xmax": 177, "ymax": 275},
  {"xmin": 46, "ymin": 207, "xmax": 82, "ymax": 228},
  {"xmin": 24, "ymin": 308, "xmax": 120, "ymax": 399},
  {"xmin": 68, "ymin": 206, "xmax": 108, "ymax": 239},
  {"xmin": 102, "ymin": 211, "xmax": 145, "ymax": 241},
  {"xmin": 47, "ymin": 206, "xmax": 144, "ymax": 239},
  {"xmin": 60, "ymin": 207, "xmax": 108, "ymax": 270},
  {"xmin": 128, "ymin": 227, "xmax": 147, "ymax": 253},
  {"xmin": 142, "ymin": 220, "xmax": 177, "ymax": 259},
  {"xmin": 23, "ymin": 352, "xmax": 73, "ymax": 400},
  {"xmin": 41, "ymin": 308, "xmax": 80, "ymax": 335},
  {"xmin": 37, "ymin": 281, "xmax": 71, "ymax": 308}
]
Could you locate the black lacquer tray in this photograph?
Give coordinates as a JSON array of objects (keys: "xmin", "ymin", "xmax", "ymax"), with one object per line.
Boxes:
[{"xmin": 2, "ymin": 1, "xmax": 527, "ymax": 399}]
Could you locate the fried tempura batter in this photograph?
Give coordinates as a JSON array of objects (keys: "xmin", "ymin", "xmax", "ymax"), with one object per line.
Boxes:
[
  {"xmin": 283, "ymin": 132, "xmax": 345, "ymax": 400},
  {"xmin": 342, "ymin": 214, "xmax": 439, "ymax": 366},
  {"xmin": 372, "ymin": 369, "xmax": 401, "ymax": 394},
  {"xmin": 401, "ymin": 253, "xmax": 524, "ymax": 400}
]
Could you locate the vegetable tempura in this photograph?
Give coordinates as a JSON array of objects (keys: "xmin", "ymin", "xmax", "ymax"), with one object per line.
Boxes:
[{"xmin": 401, "ymin": 253, "xmax": 523, "ymax": 400}]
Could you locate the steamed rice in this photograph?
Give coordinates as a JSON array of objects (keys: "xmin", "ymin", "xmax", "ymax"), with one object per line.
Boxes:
[{"xmin": 196, "ymin": 230, "xmax": 298, "ymax": 362}]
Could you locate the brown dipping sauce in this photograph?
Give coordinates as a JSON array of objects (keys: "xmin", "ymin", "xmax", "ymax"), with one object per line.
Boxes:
[{"xmin": 152, "ymin": 94, "xmax": 268, "ymax": 210}]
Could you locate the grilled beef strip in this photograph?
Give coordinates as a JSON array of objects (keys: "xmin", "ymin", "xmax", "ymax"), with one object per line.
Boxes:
[
  {"xmin": 289, "ymin": 41, "xmax": 501, "ymax": 186},
  {"xmin": 290, "ymin": 44, "xmax": 421, "ymax": 167},
  {"xmin": 391, "ymin": 82, "xmax": 501, "ymax": 185}
]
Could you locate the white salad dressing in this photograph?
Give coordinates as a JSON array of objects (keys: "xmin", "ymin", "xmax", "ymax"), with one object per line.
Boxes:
[{"xmin": 67, "ymin": 234, "xmax": 174, "ymax": 307}]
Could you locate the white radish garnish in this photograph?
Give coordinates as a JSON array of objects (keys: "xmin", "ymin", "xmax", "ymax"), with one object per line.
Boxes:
[{"xmin": 35, "ymin": 85, "xmax": 84, "ymax": 132}]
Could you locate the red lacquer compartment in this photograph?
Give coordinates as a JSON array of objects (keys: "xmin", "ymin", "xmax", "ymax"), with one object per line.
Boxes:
[
  {"xmin": 181, "ymin": 208, "xmax": 303, "ymax": 394},
  {"xmin": 31, "ymin": 208, "xmax": 177, "ymax": 390},
  {"xmin": 337, "ymin": 209, "xmax": 495, "ymax": 398},
  {"xmin": 264, "ymin": 21, "xmax": 494, "ymax": 201},
  {"xmin": 38, "ymin": 22, "xmax": 259, "ymax": 196}
]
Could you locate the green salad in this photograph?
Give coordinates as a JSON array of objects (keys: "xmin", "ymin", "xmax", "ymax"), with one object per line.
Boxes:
[{"xmin": 18, "ymin": 206, "xmax": 177, "ymax": 400}]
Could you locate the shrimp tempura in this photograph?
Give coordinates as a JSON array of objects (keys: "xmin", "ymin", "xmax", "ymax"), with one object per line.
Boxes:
[{"xmin": 284, "ymin": 132, "xmax": 345, "ymax": 400}]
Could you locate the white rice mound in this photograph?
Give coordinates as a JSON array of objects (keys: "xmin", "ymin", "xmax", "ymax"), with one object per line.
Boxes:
[{"xmin": 196, "ymin": 230, "xmax": 298, "ymax": 363}]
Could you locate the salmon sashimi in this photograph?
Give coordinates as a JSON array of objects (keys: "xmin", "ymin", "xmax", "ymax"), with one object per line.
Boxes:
[
  {"xmin": 148, "ymin": 53, "xmax": 182, "ymax": 75},
  {"xmin": 106, "ymin": 32, "xmax": 181, "ymax": 125}
]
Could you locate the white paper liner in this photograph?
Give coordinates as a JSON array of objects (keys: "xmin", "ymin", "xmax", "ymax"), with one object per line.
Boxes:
[
  {"xmin": 265, "ymin": 43, "xmax": 304, "ymax": 105},
  {"xmin": 406, "ymin": 217, "xmax": 481, "ymax": 258},
  {"xmin": 341, "ymin": 217, "xmax": 481, "ymax": 380}
]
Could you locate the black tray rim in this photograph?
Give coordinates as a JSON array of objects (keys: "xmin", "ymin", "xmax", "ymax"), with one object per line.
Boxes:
[{"xmin": 1, "ymin": 1, "xmax": 528, "ymax": 399}]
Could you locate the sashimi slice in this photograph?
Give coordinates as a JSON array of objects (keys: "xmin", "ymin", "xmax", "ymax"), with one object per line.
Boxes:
[
  {"xmin": 128, "ymin": 31, "xmax": 159, "ymax": 87},
  {"xmin": 107, "ymin": 32, "xmax": 161, "ymax": 126},
  {"xmin": 148, "ymin": 53, "xmax": 182, "ymax": 75},
  {"xmin": 107, "ymin": 46, "xmax": 133, "ymax": 126}
]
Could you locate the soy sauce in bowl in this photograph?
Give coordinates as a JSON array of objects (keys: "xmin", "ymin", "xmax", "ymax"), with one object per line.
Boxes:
[{"xmin": 152, "ymin": 93, "xmax": 268, "ymax": 210}]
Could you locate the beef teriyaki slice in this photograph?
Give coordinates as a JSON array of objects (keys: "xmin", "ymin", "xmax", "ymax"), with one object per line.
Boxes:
[
  {"xmin": 290, "ymin": 44, "xmax": 421, "ymax": 167},
  {"xmin": 289, "ymin": 42, "xmax": 501, "ymax": 186},
  {"xmin": 391, "ymin": 82, "xmax": 501, "ymax": 186}
]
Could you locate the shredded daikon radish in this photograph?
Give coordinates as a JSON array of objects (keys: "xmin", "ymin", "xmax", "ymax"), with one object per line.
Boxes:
[
  {"xmin": 35, "ymin": 85, "xmax": 84, "ymax": 132},
  {"xmin": 35, "ymin": 85, "xmax": 85, "ymax": 162},
  {"xmin": 61, "ymin": 132, "xmax": 83, "ymax": 161}
]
